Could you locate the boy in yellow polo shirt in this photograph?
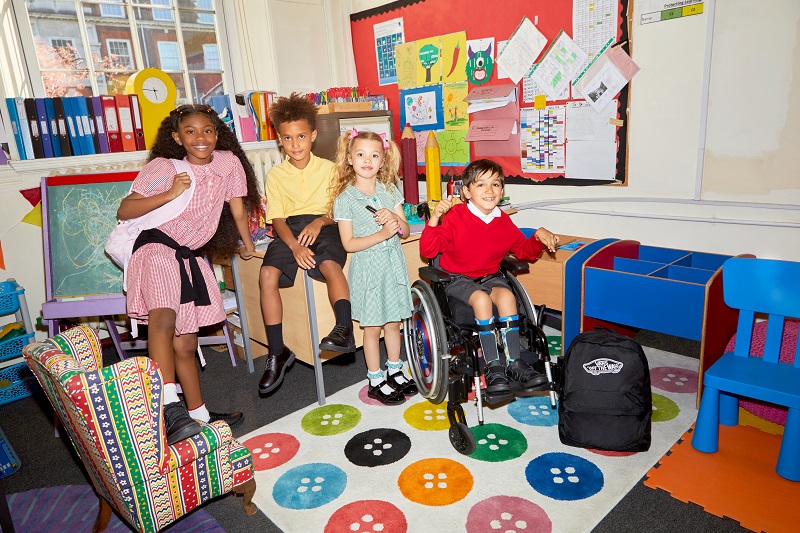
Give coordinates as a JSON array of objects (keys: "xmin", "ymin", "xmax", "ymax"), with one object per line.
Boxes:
[{"xmin": 258, "ymin": 93, "xmax": 354, "ymax": 395}]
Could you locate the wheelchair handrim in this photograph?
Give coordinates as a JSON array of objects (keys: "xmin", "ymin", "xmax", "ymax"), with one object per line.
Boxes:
[{"xmin": 405, "ymin": 287, "xmax": 444, "ymax": 398}]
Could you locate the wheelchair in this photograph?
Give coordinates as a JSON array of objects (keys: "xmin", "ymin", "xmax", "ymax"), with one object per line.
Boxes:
[{"xmin": 402, "ymin": 256, "xmax": 557, "ymax": 455}]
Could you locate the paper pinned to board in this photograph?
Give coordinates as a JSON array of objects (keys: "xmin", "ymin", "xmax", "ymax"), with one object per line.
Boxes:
[
  {"xmin": 529, "ymin": 31, "xmax": 589, "ymax": 101},
  {"xmin": 574, "ymin": 45, "xmax": 640, "ymax": 113},
  {"xmin": 496, "ymin": 17, "xmax": 548, "ymax": 85},
  {"xmin": 464, "ymin": 83, "xmax": 517, "ymax": 113}
]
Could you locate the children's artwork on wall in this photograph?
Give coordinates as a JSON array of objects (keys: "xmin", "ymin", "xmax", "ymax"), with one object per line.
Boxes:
[
  {"xmin": 465, "ymin": 38, "xmax": 495, "ymax": 85},
  {"xmin": 394, "ymin": 41, "xmax": 417, "ymax": 89},
  {"xmin": 373, "ymin": 17, "xmax": 405, "ymax": 86},
  {"xmin": 414, "ymin": 130, "xmax": 428, "ymax": 164},
  {"xmin": 441, "ymin": 32, "xmax": 467, "ymax": 83},
  {"xmin": 400, "ymin": 85, "xmax": 444, "ymax": 131},
  {"xmin": 437, "ymin": 130, "xmax": 470, "ymax": 165},
  {"xmin": 416, "ymin": 36, "xmax": 442, "ymax": 85},
  {"xmin": 443, "ymin": 81, "xmax": 468, "ymax": 130}
]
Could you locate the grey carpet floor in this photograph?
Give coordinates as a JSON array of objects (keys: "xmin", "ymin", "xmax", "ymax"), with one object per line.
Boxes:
[{"xmin": 0, "ymin": 319, "xmax": 749, "ymax": 532}]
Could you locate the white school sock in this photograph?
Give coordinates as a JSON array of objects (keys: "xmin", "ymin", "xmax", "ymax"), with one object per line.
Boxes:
[
  {"xmin": 189, "ymin": 403, "xmax": 210, "ymax": 423},
  {"xmin": 164, "ymin": 383, "xmax": 180, "ymax": 405}
]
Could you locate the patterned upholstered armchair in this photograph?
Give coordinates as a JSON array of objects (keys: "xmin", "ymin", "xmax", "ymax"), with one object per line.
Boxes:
[{"xmin": 22, "ymin": 326, "xmax": 256, "ymax": 533}]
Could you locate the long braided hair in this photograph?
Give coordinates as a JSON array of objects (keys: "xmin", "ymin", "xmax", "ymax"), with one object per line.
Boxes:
[{"xmin": 148, "ymin": 104, "xmax": 262, "ymax": 261}]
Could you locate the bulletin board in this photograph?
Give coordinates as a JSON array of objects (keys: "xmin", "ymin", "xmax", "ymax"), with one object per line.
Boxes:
[{"xmin": 351, "ymin": 0, "xmax": 632, "ymax": 186}]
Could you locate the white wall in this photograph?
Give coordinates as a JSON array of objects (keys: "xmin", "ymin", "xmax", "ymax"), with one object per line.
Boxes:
[{"xmin": 352, "ymin": 0, "xmax": 799, "ymax": 261}]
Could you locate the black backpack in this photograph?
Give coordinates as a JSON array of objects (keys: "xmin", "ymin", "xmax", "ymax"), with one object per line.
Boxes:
[{"xmin": 558, "ymin": 329, "xmax": 652, "ymax": 452}]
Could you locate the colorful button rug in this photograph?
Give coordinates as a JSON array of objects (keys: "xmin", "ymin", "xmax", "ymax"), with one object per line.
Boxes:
[{"xmin": 242, "ymin": 345, "xmax": 699, "ymax": 533}]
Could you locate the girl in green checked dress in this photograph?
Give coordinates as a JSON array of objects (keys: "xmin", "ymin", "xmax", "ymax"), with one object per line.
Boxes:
[{"xmin": 330, "ymin": 130, "xmax": 416, "ymax": 405}]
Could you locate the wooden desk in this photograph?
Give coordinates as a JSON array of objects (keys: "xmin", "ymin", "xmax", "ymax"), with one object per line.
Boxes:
[
  {"xmin": 231, "ymin": 234, "xmax": 426, "ymax": 404},
  {"xmin": 514, "ymin": 235, "xmax": 595, "ymax": 312}
]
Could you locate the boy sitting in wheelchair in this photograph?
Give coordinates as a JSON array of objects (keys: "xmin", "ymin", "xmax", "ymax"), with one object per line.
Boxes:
[{"xmin": 419, "ymin": 159, "xmax": 559, "ymax": 396}]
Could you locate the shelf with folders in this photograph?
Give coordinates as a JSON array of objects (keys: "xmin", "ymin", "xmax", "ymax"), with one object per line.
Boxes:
[{"xmin": 0, "ymin": 279, "xmax": 38, "ymax": 406}]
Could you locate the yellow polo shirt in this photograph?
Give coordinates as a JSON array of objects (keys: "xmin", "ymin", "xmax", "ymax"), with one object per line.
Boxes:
[{"xmin": 264, "ymin": 153, "xmax": 335, "ymax": 223}]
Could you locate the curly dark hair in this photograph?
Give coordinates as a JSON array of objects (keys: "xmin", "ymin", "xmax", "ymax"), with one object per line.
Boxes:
[
  {"xmin": 268, "ymin": 92, "xmax": 318, "ymax": 132},
  {"xmin": 148, "ymin": 104, "xmax": 262, "ymax": 261}
]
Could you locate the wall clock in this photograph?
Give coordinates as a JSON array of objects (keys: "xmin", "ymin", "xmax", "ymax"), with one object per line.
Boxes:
[{"xmin": 126, "ymin": 68, "xmax": 177, "ymax": 148}]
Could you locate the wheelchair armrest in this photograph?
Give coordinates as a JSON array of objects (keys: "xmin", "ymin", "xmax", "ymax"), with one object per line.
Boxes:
[
  {"xmin": 419, "ymin": 265, "xmax": 452, "ymax": 284},
  {"xmin": 501, "ymin": 256, "xmax": 530, "ymax": 274}
]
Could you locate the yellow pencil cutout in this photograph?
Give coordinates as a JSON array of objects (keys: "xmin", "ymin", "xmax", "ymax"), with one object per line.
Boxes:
[{"xmin": 424, "ymin": 130, "xmax": 442, "ymax": 201}]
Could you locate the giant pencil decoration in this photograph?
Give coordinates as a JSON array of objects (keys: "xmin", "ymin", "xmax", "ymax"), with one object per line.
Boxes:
[
  {"xmin": 424, "ymin": 130, "xmax": 442, "ymax": 201},
  {"xmin": 401, "ymin": 124, "xmax": 419, "ymax": 204}
]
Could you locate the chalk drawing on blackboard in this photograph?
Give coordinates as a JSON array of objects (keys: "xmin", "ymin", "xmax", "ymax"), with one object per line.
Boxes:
[{"xmin": 48, "ymin": 181, "xmax": 132, "ymax": 297}]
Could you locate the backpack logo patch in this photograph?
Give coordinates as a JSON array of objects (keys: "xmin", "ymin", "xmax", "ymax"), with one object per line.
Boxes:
[{"xmin": 583, "ymin": 358, "xmax": 623, "ymax": 376}]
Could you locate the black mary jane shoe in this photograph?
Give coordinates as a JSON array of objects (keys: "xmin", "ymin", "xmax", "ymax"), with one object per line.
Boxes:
[
  {"xmin": 387, "ymin": 371, "xmax": 419, "ymax": 396},
  {"xmin": 367, "ymin": 381, "xmax": 407, "ymax": 405}
]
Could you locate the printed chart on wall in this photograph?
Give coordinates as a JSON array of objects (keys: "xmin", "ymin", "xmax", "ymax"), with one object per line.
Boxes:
[
  {"xmin": 374, "ymin": 17, "xmax": 404, "ymax": 86},
  {"xmin": 639, "ymin": 0, "xmax": 704, "ymax": 25}
]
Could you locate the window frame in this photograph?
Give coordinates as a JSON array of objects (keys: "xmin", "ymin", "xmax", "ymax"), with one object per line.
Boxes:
[
  {"xmin": 106, "ymin": 38, "xmax": 134, "ymax": 69},
  {"xmin": 9, "ymin": 0, "xmax": 235, "ymax": 105},
  {"xmin": 157, "ymin": 40, "xmax": 181, "ymax": 71}
]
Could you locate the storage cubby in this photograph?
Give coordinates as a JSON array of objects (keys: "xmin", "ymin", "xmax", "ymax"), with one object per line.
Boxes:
[{"xmin": 582, "ymin": 243, "xmax": 736, "ymax": 342}]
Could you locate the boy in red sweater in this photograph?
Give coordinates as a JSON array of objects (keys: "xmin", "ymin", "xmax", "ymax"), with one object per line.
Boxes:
[{"xmin": 420, "ymin": 159, "xmax": 559, "ymax": 395}]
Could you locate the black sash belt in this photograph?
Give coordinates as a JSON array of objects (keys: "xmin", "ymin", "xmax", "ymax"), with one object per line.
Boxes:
[{"xmin": 132, "ymin": 228, "xmax": 211, "ymax": 306}]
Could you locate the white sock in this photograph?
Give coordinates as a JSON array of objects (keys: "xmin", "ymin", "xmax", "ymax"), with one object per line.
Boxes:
[
  {"xmin": 368, "ymin": 370, "xmax": 394, "ymax": 395},
  {"xmin": 164, "ymin": 383, "xmax": 180, "ymax": 405},
  {"xmin": 387, "ymin": 362, "xmax": 410, "ymax": 384},
  {"xmin": 189, "ymin": 403, "xmax": 210, "ymax": 423}
]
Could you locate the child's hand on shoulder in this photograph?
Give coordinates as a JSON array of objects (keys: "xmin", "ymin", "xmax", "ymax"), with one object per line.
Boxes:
[
  {"xmin": 534, "ymin": 227, "xmax": 559, "ymax": 253},
  {"xmin": 170, "ymin": 172, "xmax": 192, "ymax": 199}
]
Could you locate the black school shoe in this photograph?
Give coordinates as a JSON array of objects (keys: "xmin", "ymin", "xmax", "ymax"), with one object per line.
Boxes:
[
  {"xmin": 209, "ymin": 411, "xmax": 244, "ymax": 429},
  {"xmin": 319, "ymin": 324, "xmax": 356, "ymax": 353},
  {"xmin": 259, "ymin": 346, "xmax": 296, "ymax": 394},
  {"xmin": 164, "ymin": 402, "xmax": 202, "ymax": 445},
  {"xmin": 387, "ymin": 370, "xmax": 419, "ymax": 396},
  {"xmin": 505, "ymin": 358, "xmax": 549, "ymax": 390},
  {"xmin": 368, "ymin": 381, "xmax": 407, "ymax": 405},
  {"xmin": 484, "ymin": 360, "xmax": 512, "ymax": 395}
]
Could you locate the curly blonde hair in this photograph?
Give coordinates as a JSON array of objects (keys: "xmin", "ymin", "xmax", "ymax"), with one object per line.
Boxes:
[{"xmin": 327, "ymin": 130, "xmax": 401, "ymax": 216}]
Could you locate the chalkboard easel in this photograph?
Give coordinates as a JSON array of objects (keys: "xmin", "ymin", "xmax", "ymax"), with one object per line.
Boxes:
[{"xmin": 40, "ymin": 172, "xmax": 136, "ymax": 349}]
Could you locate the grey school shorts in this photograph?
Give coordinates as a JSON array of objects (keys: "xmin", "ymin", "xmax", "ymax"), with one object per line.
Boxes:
[
  {"xmin": 262, "ymin": 214, "xmax": 347, "ymax": 287},
  {"xmin": 444, "ymin": 271, "xmax": 512, "ymax": 305}
]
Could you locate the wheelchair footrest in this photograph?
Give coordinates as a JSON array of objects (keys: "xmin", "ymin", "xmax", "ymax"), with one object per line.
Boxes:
[
  {"xmin": 510, "ymin": 381, "xmax": 552, "ymax": 395},
  {"xmin": 479, "ymin": 388, "xmax": 515, "ymax": 406}
]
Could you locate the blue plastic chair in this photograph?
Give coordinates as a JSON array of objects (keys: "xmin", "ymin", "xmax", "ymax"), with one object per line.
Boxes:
[{"xmin": 691, "ymin": 257, "xmax": 800, "ymax": 481}]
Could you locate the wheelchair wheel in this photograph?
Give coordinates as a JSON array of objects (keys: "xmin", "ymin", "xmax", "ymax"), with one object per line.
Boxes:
[
  {"xmin": 403, "ymin": 280, "xmax": 449, "ymax": 404},
  {"xmin": 449, "ymin": 423, "xmax": 476, "ymax": 455}
]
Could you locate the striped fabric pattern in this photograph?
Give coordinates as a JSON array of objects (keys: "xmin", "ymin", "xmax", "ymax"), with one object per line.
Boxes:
[{"xmin": 22, "ymin": 326, "xmax": 255, "ymax": 533}]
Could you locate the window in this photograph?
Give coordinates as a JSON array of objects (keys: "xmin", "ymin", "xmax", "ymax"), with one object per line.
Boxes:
[
  {"xmin": 151, "ymin": 0, "xmax": 174, "ymax": 22},
  {"xmin": 107, "ymin": 39, "xmax": 133, "ymax": 69},
  {"xmin": 196, "ymin": 0, "xmax": 214, "ymax": 25},
  {"xmin": 100, "ymin": 0, "xmax": 125, "ymax": 18},
  {"xmin": 158, "ymin": 41, "xmax": 181, "ymax": 71},
  {"xmin": 203, "ymin": 44, "xmax": 220, "ymax": 70},
  {"xmin": 21, "ymin": 0, "xmax": 229, "ymax": 101}
]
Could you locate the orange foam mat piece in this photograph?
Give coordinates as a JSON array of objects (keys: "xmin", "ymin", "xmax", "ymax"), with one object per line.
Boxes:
[{"xmin": 645, "ymin": 424, "xmax": 800, "ymax": 533}]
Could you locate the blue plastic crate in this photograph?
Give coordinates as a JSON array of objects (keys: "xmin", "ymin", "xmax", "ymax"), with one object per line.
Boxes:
[
  {"xmin": 0, "ymin": 361, "xmax": 38, "ymax": 406},
  {"xmin": 0, "ymin": 424, "xmax": 21, "ymax": 478},
  {"xmin": 0, "ymin": 330, "xmax": 35, "ymax": 363},
  {"xmin": 0, "ymin": 281, "xmax": 23, "ymax": 315}
]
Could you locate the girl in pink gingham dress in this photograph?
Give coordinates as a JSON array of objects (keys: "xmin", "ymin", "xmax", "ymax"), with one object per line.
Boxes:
[{"xmin": 117, "ymin": 104, "xmax": 261, "ymax": 445}]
